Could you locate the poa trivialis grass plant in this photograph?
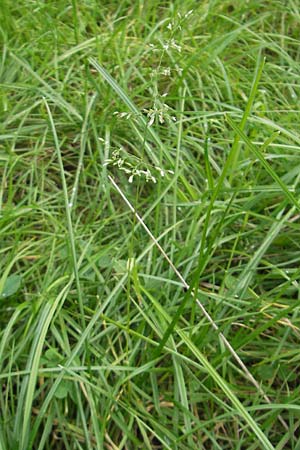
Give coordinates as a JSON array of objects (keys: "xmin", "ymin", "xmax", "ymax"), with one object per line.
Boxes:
[{"xmin": 1, "ymin": 1, "xmax": 300, "ymax": 449}]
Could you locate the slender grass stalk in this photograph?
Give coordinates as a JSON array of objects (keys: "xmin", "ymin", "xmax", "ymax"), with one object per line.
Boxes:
[{"xmin": 108, "ymin": 175, "xmax": 281, "ymax": 445}]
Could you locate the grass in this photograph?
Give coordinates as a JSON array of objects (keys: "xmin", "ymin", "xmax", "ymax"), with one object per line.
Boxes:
[{"xmin": 1, "ymin": 0, "xmax": 300, "ymax": 448}]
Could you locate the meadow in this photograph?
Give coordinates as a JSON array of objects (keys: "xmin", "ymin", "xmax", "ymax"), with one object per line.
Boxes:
[{"xmin": 1, "ymin": 1, "xmax": 300, "ymax": 448}]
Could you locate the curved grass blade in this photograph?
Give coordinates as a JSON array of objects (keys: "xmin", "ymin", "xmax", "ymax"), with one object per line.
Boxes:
[{"xmin": 226, "ymin": 115, "xmax": 300, "ymax": 211}]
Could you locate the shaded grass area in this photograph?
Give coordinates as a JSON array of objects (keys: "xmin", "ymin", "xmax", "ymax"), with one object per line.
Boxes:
[{"xmin": 1, "ymin": 0, "xmax": 300, "ymax": 448}]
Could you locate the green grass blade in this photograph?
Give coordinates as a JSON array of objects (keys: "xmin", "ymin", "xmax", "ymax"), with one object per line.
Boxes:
[{"xmin": 227, "ymin": 115, "xmax": 300, "ymax": 211}]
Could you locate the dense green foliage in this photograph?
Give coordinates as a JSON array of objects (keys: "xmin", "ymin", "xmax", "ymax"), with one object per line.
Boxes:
[{"xmin": 1, "ymin": 1, "xmax": 300, "ymax": 448}]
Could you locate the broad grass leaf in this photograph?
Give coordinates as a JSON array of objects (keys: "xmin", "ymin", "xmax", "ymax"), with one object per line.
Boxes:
[{"xmin": 1, "ymin": 274, "xmax": 21, "ymax": 299}]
